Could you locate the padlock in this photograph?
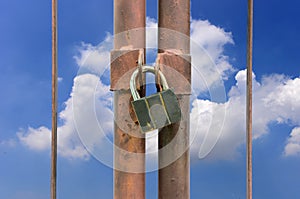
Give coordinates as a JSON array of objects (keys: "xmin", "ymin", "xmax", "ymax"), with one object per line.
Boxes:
[{"xmin": 130, "ymin": 65, "xmax": 181, "ymax": 133}]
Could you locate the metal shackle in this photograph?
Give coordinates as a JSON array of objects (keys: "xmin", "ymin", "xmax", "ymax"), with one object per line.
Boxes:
[{"xmin": 130, "ymin": 65, "xmax": 169, "ymax": 101}]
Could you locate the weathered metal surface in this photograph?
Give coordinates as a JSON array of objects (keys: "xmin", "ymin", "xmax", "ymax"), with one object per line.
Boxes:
[
  {"xmin": 247, "ymin": 0, "xmax": 253, "ymax": 198},
  {"xmin": 51, "ymin": 0, "xmax": 57, "ymax": 198},
  {"xmin": 114, "ymin": 0, "xmax": 145, "ymax": 49},
  {"xmin": 158, "ymin": 95, "xmax": 190, "ymax": 199},
  {"xmin": 158, "ymin": 0, "xmax": 191, "ymax": 198},
  {"xmin": 113, "ymin": 0, "xmax": 146, "ymax": 199},
  {"xmin": 132, "ymin": 89, "xmax": 181, "ymax": 133},
  {"xmin": 110, "ymin": 50, "xmax": 140, "ymax": 91},
  {"xmin": 157, "ymin": 52, "xmax": 191, "ymax": 95},
  {"xmin": 113, "ymin": 76, "xmax": 146, "ymax": 199},
  {"xmin": 158, "ymin": 0, "xmax": 190, "ymax": 54},
  {"xmin": 114, "ymin": 91, "xmax": 145, "ymax": 199}
]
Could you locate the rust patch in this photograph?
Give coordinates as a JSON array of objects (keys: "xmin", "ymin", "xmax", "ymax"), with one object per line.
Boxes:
[
  {"xmin": 110, "ymin": 49, "xmax": 140, "ymax": 91},
  {"xmin": 157, "ymin": 52, "xmax": 191, "ymax": 95}
]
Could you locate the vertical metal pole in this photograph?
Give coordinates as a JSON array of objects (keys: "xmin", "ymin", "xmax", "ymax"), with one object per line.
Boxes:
[
  {"xmin": 112, "ymin": 0, "xmax": 146, "ymax": 199},
  {"xmin": 51, "ymin": 0, "xmax": 58, "ymax": 198},
  {"xmin": 246, "ymin": 0, "xmax": 253, "ymax": 198},
  {"xmin": 158, "ymin": 0, "xmax": 190, "ymax": 198}
]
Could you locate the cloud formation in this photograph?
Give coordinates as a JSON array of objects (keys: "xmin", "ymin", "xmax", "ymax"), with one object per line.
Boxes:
[
  {"xmin": 285, "ymin": 127, "xmax": 300, "ymax": 156},
  {"xmin": 191, "ymin": 70, "xmax": 300, "ymax": 159},
  {"xmin": 191, "ymin": 19, "xmax": 235, "ymax": 95},
  {"xmin": 18, "ymin": 127, "xmax": 50, "ymax": 151},
  {"xmin": 17, "ymin": 73, "xmax": 113, "ymax": 160},
  {"xmin": 74, "ymin": 34, "xmax": 112, "ymax": 75}
]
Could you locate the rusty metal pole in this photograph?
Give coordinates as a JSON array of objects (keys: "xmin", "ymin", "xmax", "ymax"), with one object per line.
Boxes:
[
  {"xmin": 246, "ymin": 0, "xmax": 253, "ymax": 198},
  {"xmin": 112, "ymin": 0, "xmax": 146, "ymax": 199},
  {"xmin": 51, "ymin": 0, "xmax": 58, "ymax": 199},
  {"xmin": 158, "ymin": 0, "xmax": 191, "ymax": 198}
]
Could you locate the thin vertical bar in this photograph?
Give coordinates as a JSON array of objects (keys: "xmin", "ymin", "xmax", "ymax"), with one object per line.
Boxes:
[
  {"xmin": 51, "ymin": 0, "xmax": 58, "ymax": 198},
  {"xmin": 246, "ymin": 0, "xmax": 253, "ymax": 198}
]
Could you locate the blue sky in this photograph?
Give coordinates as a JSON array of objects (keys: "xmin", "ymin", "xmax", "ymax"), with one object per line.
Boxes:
[{"xmin": 1, "ymin": 0, "xmax": 300, "ymax": 198}]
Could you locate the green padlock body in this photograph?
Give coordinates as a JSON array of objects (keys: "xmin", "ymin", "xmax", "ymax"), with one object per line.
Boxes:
[
  {"xmin": 161, "ymin": 89, "xmax": 182, "ymax": 123},
  {"xmin": 131, "ymin": 99, "xmax": 154, "ymax": 132},
  {"xmin": 132, "ymin": 89, "xmax": 181, "ymax": 133}
]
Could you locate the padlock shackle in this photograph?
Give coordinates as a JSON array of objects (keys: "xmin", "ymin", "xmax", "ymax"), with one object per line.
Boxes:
[{"xmin": 130, "ymin": 65, "xmax": 169, "ymax": 101}]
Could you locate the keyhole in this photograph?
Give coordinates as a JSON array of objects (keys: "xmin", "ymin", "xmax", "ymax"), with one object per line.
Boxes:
[{"xmin": 149, "ymin": 103, "xmax": 169, "ymax": 128}]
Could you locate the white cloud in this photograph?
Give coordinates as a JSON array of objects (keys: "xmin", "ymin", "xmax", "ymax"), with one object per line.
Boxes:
[
  {"xmin": 191, "ymin": 19, "xmax": 235, "ymax": 94},
  {"xmin": 146, "ymin": 17, "xmax": 158, "ymax": 50},
  {"xmin": 74, "ymin": 33, "xmax": 112, "ymax": 76},
  {"xmin": 284, "ymin": 127, "xmax": 300, "ymax": 156},
  {"xmin": 191, "ymin": 19, "xmax": 234, "ymax": 61},
  {"xmin": 190, "ymin": 69, "xmax": 300, "ymax": 160},
  {"xmin": 263, "ymin": 76, "xmax": 300, "ymax": 124},
  {"xmin": 17, "ymin": 73, "xmax": 113, "ymax": 160},
  {"xmin": 18, "ymin": 127, "xmax": 50, "ymax": 151}
]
